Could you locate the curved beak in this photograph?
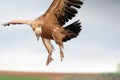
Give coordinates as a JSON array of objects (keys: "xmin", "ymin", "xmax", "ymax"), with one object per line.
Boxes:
[{"xmin": 36, "ymin": 35, "xmax": 40, "ymax": 41}]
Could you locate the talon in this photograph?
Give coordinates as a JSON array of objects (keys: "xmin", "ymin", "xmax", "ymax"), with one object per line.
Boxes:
[{"xmin": 46, "ymin": 56, "xmax": 54, "ymax": 65}]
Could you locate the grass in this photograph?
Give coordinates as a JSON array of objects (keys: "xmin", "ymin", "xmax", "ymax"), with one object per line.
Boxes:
[
  {"xmin": 0, "ymin": 72, "xmax": 120, "ymax": 80},
  {"xmin": 0, "ymin": 76, "xmax": 51, "ymax": 80},
  {"xmin": 102, "ymin": 72, "xmax": 120, "ymax": 75}
]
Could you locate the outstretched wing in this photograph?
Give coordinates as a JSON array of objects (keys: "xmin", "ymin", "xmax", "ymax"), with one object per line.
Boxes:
[{"xmin": 42, "ymin": 0, "xmax": 83, "ymax": 26}]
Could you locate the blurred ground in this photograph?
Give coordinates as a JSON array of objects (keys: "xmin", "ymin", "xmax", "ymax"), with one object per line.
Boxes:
[{"xmin": 0, "ymin": 71, "xmax": 120, "ymax": 80}]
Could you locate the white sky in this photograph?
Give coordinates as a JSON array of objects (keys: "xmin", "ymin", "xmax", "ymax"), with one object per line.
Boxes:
[{"xmin": 0, "ymin": 0, "xmax": 120, "ymax": 73}]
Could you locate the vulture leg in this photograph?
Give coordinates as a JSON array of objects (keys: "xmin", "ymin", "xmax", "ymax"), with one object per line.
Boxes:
[
  {"xmin": 59, "ymin": 45, "xmax": 64, "ymax": 61},
  {"xmin": 42, "ymin": 38, "xmax": 54, "ymax": 65},
  {"xmin": 3, "ymin": 20, "xmax": 33, "ymax": 26},
  {"xmin": 52, "ymin": 28, "xmax": 65, "ymax": 61}
]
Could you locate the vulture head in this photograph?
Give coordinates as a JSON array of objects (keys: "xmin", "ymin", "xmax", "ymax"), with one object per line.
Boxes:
[
  {"xmin": 31, "ymin": 20, "xmax": 42, "ymax": 40},
  {"xmin": 35, "ymin": 27, "xmax": 42, "ymax": 40}
]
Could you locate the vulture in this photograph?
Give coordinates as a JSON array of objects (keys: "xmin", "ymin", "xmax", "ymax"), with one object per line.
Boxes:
[{"xmin": 3, "ymin": 0, "xmax": 83, "ymax": 65}]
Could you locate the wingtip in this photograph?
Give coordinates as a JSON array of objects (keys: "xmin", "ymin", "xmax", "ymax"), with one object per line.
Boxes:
[
  {"xmin": 2, "ymin": 23, "xmax": 10, "ymax": 27},
  {"xmin": 74, "ymin": 20, "xmax": 81, "ymax": 24}
]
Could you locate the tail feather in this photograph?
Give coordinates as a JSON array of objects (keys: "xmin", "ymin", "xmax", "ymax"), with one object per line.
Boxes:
[{"xmin": 63, "ymin": 20, "xmax": 82, "ymax": 42}]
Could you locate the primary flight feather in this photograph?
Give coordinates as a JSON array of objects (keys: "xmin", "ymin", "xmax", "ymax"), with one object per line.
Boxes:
[{"xmin": 3, "ymin": 0, "xmax": 83, "ymax": 65}]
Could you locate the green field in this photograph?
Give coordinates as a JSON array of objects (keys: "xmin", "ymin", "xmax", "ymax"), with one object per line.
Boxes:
[
  {"xmin": 0, "ymin": 76, "xmax": 51, "ymax": 80},
  {"xmin": 0, "ymin": 71, "xmax": 120, "ymax": 80}
]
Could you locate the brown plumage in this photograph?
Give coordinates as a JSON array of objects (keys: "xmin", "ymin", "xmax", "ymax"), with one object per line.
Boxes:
[{"xmin": 3, "ymin": 0, "xmax": 83, "ymax": 65}]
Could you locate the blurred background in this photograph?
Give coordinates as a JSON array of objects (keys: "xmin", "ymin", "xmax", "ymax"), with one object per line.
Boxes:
[{"xmin": 0, "ymin": 0, "xmax": 120, "ymax": 73}]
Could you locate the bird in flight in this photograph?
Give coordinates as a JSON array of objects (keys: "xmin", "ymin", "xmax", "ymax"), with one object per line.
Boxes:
[{"xmin": 3, "ymin": 0, "xmax": 83, "ymax": 65}]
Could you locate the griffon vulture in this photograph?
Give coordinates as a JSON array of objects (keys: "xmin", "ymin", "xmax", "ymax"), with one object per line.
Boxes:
[{"xmin": 3, "ymin": 0, "xmax": 83, "ymax": 65}]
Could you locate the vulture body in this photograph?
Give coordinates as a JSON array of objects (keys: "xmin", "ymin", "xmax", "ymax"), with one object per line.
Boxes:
[{"xmin": 3, "ymin": 0, "xmax": 83, "ymax": 65}]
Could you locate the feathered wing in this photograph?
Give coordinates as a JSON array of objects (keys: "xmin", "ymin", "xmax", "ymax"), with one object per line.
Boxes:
[
  {"xmin": 42, "ymin": 0, "xmax": 83, "ymax": 26},
  {"xmin": 63, "ymin": 20, "xmax": 82, "ymax": 42}
]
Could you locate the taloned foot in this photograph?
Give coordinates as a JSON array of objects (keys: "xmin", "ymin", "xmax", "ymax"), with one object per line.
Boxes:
[{"xmin": 46, "ymin": 56, "xmax": 54, "ymax": 65}]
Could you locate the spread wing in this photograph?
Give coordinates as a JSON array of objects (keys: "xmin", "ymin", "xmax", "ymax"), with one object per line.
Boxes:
[{"xmin": 42, "ymin": 0, "xmax": 83, "ymax": 26}]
